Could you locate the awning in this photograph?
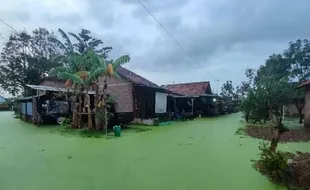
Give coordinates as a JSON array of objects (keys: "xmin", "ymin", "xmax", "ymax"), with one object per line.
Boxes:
[{"xmin": 26, "ymin": 85, "xmax": 95, "ymax": 94}]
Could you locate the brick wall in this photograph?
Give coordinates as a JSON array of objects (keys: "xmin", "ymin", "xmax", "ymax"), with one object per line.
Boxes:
[
  {"xmin": 98, "ymin": 76, "xmax": 134, "ymax": 113},
  {"xmin": 39, "ymin": 77, "xmax": 134, "ymax": 113}
]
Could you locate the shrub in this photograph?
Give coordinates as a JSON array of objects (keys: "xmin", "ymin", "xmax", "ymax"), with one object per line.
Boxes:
[
  {"xmin": 254, "ymin": 142, "xmax": 290, "ymax": 184},
  {"xmin": 235, "ymin": 127, "xmax": 245, "ymax": 135}
]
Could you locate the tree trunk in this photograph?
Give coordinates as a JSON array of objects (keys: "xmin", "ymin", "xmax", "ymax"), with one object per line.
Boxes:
[
  {"xmin": 86, "ymin": 92, "xmax": 93, "ymax": 129},
  {"xmin": 270, "ymin": 129, "xmax": 282, "ymax": 152},
  {"xmin": 94, "ymin": 84, "xmax": 99, "ymax": 129},
  {"xmin": 295, "ymin": 101, "xmax": 304, "ymax": 124},
  {"xmin": 72, "ymin": 96, "xmax": 78, "ymax": 128},
  {"xmin": 269, "ymin": 117, "xmax": 288, "ymax": 152},
  {"xmin": 78, "ymin": 93, "xmax": 82, "ymax": 128},
  {"xmin": 298, "ymin": 109, "xmax": 303, "ymax": 124},
  {"xmin": 103, "ymin": 76, "xmax": 108, "ymax": 132}
]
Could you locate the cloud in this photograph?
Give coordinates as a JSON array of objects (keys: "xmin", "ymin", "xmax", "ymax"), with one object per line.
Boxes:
[{"xmin": 1, "ymin": 0, "xmax": 310, "ymax": 97}]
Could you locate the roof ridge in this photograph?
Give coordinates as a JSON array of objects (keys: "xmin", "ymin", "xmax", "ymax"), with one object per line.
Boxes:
[
  {"xmin": 165, "ymin": 81, "xmax": 210, "ymax": 86},
  {"xmin": 116, "ymin": 66, "xmax": 160, "ymax": 88}
]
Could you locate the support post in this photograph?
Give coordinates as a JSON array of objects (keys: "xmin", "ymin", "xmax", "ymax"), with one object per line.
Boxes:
[
  {"xmin": 173, "ymin": 98, "xmax": 177, "ymax": 112},
  {"xmin": 191, "ymin": 98, "xmax": 194, "ymax": 115}
]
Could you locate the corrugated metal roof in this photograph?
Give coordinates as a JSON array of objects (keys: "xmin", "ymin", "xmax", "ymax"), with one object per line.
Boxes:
[{"xmin": 26, "ymin": 85, "xmax": 95, "ymax": 94}]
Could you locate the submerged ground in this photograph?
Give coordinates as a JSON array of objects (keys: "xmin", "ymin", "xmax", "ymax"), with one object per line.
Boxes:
[{"xmin": 0, "ymin": 112, "xmax": 309, "ymax": 190}]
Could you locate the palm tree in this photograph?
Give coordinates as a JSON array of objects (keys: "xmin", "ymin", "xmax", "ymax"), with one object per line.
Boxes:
[{"xmin": 49, "ymin": 28, "xmax": 112, "ymax": 58}]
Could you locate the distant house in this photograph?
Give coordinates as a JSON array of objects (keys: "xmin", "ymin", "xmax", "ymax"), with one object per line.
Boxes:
[
  {"xmin": 162, "ymin": 81, "xmax": 222, "ymax": 116},
  {"xmin": 298, "ymin": 80, "xmax": 310, "ymax": 128},
  {"xmin": 0, "ymin": 96, "xmax": 5, "ymax": 103},
  {"xmin": 23, "ymin": 66, "xmax": 168, "ymax": 125},
  {"xmin": 0, "ymin": 95, "xmax": 9, "ymax": 111}
]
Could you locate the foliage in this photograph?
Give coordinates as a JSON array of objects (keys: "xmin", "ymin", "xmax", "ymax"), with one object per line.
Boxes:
[
  {"xmin": 284, "ymin": 39, "xmax": 310, "ymax": 81},
  {"xmin": 240, "ymin": 53, "xmax": 295, "ymax": 125},
  {"xmin": 78, "ymin": 129, "xmax": 103, "ymax": 138},
  {"xmin": 235, "ymin": 127, "xmax": 245, "ymax": 135},
  {"xmin": 254, "ymin": 142, "xmax": 290, "ymax": 184},
  {"xmin": 220, "ymin": 80, "xmax": 237, "ymax": 113},
  {"xmin": 129, "ymin": 125, "xmax": 153, "ymax": 132},
  {"xmin": 0, "ymin": 28, "xmax": 62, "ymax": 95},
  {"xmin": 49, "ymin": 28, "xmax": 112, "ymax": 57}
]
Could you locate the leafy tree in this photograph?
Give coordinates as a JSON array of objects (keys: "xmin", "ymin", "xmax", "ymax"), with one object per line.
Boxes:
[
  {"xmin": 0, "ymin": 28, "xmax": 62, "ymax": 96},
  {"xmin": 220, "ymin": 80, "xmax": 244, "ymax": 113},
  {"xmin": 284, "ymin": 39, "xmax": 310, "ymax": 81},
  {"xmin": 283, "ymin": 39, "xmax": 310, "ymax": 123}
]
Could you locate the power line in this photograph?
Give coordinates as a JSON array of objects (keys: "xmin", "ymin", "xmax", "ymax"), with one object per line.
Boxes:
[
  {"xmin": 136, "ymin": 0, "xmax": 198, "ymax": 63},
  {"xmin": 135, "ymin": 0, "xmax": 218, "ymax": 83},
  {"xmin": 0, "ymin": 18, "xmax": 18, "ymax": 33}
]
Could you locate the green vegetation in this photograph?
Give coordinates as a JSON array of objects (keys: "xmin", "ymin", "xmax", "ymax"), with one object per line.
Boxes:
[{"xmin": 254, "ymin": 142, "xmax": 290, "ymax": 185}]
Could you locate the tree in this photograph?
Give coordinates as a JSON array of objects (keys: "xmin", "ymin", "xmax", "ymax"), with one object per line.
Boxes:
[
  {"xmin": 220, "ymin": 80, "xmax": 240, "ymax": 113},
  {"xmin": 240, "ymin": 54, "xmax": 292, "ymax": 151},
  {"xmin": 284, "ymin": 39, "xmax": 310, "ymax": 81},
  {"xmin": 49, "ymin": 28, "xmax": 112, "ymax": 58},
  {"xmin": 283, "ymin": 39, "xmax": 310, "ymax": 123},
  {"xmin": 0, "ymin": 28, "xmax": 62, "ymax": 96}
]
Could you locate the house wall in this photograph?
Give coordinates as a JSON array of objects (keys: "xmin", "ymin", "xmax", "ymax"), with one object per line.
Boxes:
[
  {"xmin": 40, "ymin": 79, "xmax": 66, "ymax": 88},
  {"xmin": 304, "ymin": 87, "xmax": 310, "ymax": 128},
  {"xmin": 98, "ymin": 76, "xmax": 134, "ymax": 113},
  {"xmin": 39, "ymin": 77, "xmax": 134, "ymax": 113}
]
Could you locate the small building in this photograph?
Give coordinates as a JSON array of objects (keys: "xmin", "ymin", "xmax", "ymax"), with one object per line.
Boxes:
[
  {"xmin": 0, "ymin": 95, "xmax": 9, "ymax": 111},
  {"xmin": 24, "ymin": 66, "xmax": 168, "ymax": 125},
  {"xmin": 298, "ymin": 80, "xmax": 310, "ymax": 128},
  {"xmin": 162, "ymin": 81, "xmax": 222, "ymax": 116}
]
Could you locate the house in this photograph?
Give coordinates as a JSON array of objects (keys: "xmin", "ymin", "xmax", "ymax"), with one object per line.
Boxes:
[
  {"xmin": 0, "ymin": 95, "xmax": 9, "ymax": 111},
  {"xmin": 298, "ymin": 80, "xmax": 310, "ymax": 128},
  {"xmin": 23, "ymin": 66, "xmax": 168, "ymax": 125},
  {"xmin": 162, "ymin": 81, "xmax": 222, "ymax": 116}
]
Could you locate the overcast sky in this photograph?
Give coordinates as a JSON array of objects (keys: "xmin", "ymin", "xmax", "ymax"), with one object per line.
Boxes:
[{"xmin": 1, "ymin": 0, "xmax": 310, "ymax": 97}]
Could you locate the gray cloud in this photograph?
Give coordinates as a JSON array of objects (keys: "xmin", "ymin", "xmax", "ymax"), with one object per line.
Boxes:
[{"xmin": 1, "ymin": 0, "xmax": 310, "ymax": 97}]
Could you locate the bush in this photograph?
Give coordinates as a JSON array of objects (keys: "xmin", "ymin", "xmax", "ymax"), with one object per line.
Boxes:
[
  {"xmin": 235, "ymin": 127, "xmax": 245, "ymax": 135},
  {"xmin": 58, "ymin": 117, "xmax": 72, "ymax": 131},
  {"xmin": 254, "ymin": 142, "xmax": 290, "ymax": 184}
]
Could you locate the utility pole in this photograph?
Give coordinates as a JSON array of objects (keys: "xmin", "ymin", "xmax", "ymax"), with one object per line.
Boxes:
[{"xmin": 216, "ymin": 79, "xmax": 219, "ymax": 95}]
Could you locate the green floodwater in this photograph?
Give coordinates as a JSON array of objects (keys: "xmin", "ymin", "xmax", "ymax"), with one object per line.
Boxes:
[{"xmin": 0, "ymin": 112, "xmax": 309, "ymax": 190}]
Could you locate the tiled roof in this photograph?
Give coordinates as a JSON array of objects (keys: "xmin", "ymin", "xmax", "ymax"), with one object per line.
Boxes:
[
  {"xmin": 162, "ymin": 81, "xmax": 211, "ymax": 96},
  {"xmin": 117, "ymin": 66, "xmax": 159, "ymax": 88},
  {"xmin": 40, "ymin": 67, "xmax": 160, "ymax": 89}
]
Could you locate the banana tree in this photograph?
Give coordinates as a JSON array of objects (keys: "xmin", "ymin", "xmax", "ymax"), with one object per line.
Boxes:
[
  {"xmin": 50, "ymin": 49, "xmax": 130, "ymax": 130},
  {"xmin": 94, "ymin": 55, "xmax": 130, "ymax": 131}
]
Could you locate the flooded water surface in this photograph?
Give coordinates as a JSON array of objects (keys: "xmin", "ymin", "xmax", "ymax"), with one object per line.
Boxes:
[{"xmin": 0, "ymin": 112, "xmax": 309, "ymax": 190}]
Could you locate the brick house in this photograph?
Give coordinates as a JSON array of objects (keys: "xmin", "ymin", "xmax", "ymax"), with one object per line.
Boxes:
[
  {"xmin": 33, "ymin": 66, "xmax": 168, "ymax": 123},
  {"xmin": 162, "ymin": 81, "xmax": 222, "ymax": 116}
]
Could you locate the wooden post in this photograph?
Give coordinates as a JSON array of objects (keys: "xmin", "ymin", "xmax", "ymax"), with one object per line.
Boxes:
[
  {"xmin": 191, "ymin": 98, "xmax": 194, "ymax": 115},
  {"xmin": 174, "ymin": 98, "xmax": 177, "ymax": 112}
]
